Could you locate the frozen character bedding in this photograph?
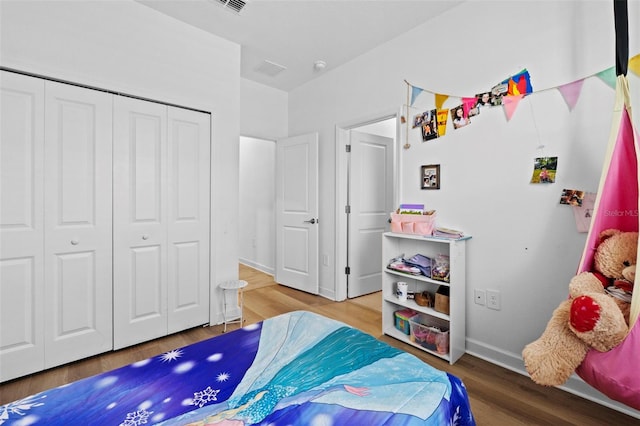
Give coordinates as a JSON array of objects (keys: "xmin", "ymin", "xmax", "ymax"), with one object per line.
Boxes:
[{"xmin": 1, "ymin": 311, "xmax": 475, "ymax": 425}]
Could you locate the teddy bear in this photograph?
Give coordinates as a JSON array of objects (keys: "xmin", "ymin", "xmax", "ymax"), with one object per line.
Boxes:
[{"xmin": 522, "ymin": 229, "xmax": 637, "ymax": 386}]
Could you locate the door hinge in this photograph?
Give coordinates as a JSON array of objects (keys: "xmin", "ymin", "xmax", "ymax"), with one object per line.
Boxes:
[
  {"xmin": 345, "ymin": 266, "xmax": 351, "ymax": 275},
  {"xmin": 345, "ymin": 205, "xmax": 351, "ymax": 214},
  {"xmin": 345, "ymin": 144, "xmax": 351, "ymax": 153}
]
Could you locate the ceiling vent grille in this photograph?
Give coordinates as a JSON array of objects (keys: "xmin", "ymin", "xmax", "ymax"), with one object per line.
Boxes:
[
  {"xmin": 255, "ymin": 60, "xmax": 287, "ymax": 77},
  {"xmin": 214, "ymin": 0, "xmax": 246, "ymax": 14}
]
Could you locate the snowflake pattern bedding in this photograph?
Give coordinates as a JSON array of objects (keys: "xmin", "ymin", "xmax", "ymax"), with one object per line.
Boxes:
[{"xmin": 0, "ymin": 311, "xmax": 475, "ymax": 425}]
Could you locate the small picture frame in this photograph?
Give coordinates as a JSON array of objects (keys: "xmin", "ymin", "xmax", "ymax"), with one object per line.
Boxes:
[{"xmin": 421, "ymin": 164, "xmax": 440, "ymax": 190}]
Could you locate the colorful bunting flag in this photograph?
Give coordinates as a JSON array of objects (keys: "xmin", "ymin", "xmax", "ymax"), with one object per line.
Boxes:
[
  {"xmin": 410, "ymin": 86, "xmax": 423, "ymax": 106},
  {"xmin": 502, "ymin": 94, "xmax": 525, "ymax": 121},
  {"xmin": 461, "ymin": 97, "xmax": 477, "ymax": 118},
  {"xmin": 435, "ymin": 93, "xmax": 449, "ymax": 110},
  {"xmin": 596, "ymin": 67, "xmax": 617, "ymax": 88},
  {"xmin": 403, "ymin": 55, "xmax": 637, "ymax": 143},
  {"xmin": 502, "ymin": 69, "xmax": 533, "ymax": 96},
  {"xmin": 436, "ymin": 109, "xmax": 449, "ymax": 137},
  {"xmin": 557, "ymin": 79, "xmax": 585, "ymax": 111},
  {"xmin": 629, "ymin": 54, "xmax": 640, "ymax": 77}
]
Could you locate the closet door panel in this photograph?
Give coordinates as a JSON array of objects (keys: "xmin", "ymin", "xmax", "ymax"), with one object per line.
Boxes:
[
  {"xmin": 113, "ymin": 97, "xmax": 168, "ymax": 350},
  {"xmin": 43, "ymin": 81, "xmax": 113, "ymax": 367},
  {"xmin": 167, "ymin": 107, "xmax": 210, "ymax": 332},
  {"xmin": 0, "ymin": 72, "xmax": 45, "ymax": 382}
]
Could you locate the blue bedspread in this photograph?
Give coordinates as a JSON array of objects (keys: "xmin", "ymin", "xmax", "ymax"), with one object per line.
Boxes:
[{"xmin": 0, "ymin": 311, "xmax": 475, "ymax": 425}]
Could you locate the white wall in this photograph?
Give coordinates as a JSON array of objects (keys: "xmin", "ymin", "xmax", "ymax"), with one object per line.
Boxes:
[
  {"xmin": 288, "ymin": 0, "xmax": 640, "ymax": 415},
  {"xmin": 357, "ymin": 118, "xmax": 396, "ymax": 139},
  {"xmin": 239, "ymin": 136, "xmax": 276, "ymax": 273},
  {"xmin": 240, "ymin": 78, "xmax": 288, "ymax": 140},
  {"xmin": 0, "ymin": 0, "xmax": 242, "ymax": 324},
  {"xmin": 238, "ymin": 79, "xmax": 287, "ymax": 273}
]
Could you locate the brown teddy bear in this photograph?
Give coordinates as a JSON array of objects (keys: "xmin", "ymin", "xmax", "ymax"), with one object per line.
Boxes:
[{"xmin": 522, "ymin": 229, "xmax": 636, "ymax": 386}]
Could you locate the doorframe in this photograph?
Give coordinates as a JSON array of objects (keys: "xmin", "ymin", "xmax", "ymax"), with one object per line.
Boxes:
[{"xmin": 334, "ymin": 108, "xmax": 401, "ymax": 301}]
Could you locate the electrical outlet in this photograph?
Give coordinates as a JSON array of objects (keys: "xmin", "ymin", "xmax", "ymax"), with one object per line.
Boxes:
[
  {"xmin": 487, "ymin": 289, "xmax": 501, "ymax": 310},
  {"xmin": 474, "ymin": 289, "xmax": 486, "ymax": 306}
]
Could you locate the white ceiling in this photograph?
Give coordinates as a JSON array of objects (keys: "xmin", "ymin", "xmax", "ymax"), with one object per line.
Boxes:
[{"xmin": 138, "ymin": 0, "xmax": 464, "ymax": 92}]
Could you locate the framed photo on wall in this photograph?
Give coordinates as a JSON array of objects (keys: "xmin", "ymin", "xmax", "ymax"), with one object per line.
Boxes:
[{"xmin": 421, "ymin": 164, "xmax": 440, "ymax": 190}]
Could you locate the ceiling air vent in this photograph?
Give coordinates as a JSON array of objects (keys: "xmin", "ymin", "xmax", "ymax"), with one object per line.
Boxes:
[
  {"xmin": 214, "ymin": 0, "xmax": 246, "ymax": 14},
  {"xmin": 255, "ymin": 60, "xmax": 287, "ymax": 77}
]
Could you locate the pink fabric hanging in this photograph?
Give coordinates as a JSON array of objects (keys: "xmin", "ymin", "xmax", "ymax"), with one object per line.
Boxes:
[{"xmin": 574, "ymin": 76, "xmax": 640, "ymax": 410}]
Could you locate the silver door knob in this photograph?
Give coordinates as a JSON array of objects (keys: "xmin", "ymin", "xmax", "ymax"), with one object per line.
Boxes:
[
  {"xmin": 304, "ymin": 218, "xmax": 317, "ymax": 224},
  {"xmin": 142, "ymin": 234, "xmax": 149, "ymax": 240},
  {"xmin": 71, "ymin": 239, "xmax": 79, "ymax": 245}
]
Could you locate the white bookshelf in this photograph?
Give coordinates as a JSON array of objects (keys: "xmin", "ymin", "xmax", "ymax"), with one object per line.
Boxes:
[{"xmin": 382, "ymin": 232, "xmax": 470, "ymax": 364}]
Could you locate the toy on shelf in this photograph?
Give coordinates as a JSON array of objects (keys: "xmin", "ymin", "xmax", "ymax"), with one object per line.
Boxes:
[{"xmin": 431, "ymin": 254, "xmax": 450, "ymax": 282}]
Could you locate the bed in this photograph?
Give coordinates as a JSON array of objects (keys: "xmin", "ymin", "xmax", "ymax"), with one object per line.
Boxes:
[{"xmin": 0, "ymin": 311, "xmax": 475, "ymax": 425}]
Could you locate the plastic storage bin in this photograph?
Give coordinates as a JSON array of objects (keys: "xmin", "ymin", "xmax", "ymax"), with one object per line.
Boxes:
[
  {"xmin": 394, "ymin": 309, "xmax": 417, "ymax": 335},
  {"xmin": 409, "ymin": 314, "xmax": 450, "ymax": 354}
]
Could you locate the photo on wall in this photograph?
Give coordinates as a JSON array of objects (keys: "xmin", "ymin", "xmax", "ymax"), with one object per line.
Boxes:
[
  {"xmin": 530, "ymin": 156, "xmax": 558, "ymax": 184},
  {"xmin": 490, "ymin": 83, "xmax": 508, "ymax": 106},
  {"xmin": 474, "ymin": 92, "xmax": 493, "ymax": 110},
  {"xmin": 421, "ymin": 109, "xmax": 438, "ymax": 141},
  {"xmin": 560, "ymin": 188, "xmax": 585, "ymax": 206},
  {"xmin": 421, "ymin": 164, "xmax": 440, "ymax": 190},
  {"xmin": 450, "ymin": 105, "xmax": 470, "ymax": 129}
]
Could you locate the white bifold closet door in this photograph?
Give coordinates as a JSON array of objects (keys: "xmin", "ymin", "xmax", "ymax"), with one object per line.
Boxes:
[
  {"xmin": 112, "ymin": 97, "xmax": 210, "ymax": 350},
  {"xmin": 43, "ymin": 81, "xmax": 113, "ymax": 367},
  {"xmin": 0, "ymin": 73, "xmax": 113, "ymax": 381},
  {"xmin": 1, "ymin": 72, "xmax": 46, "ymax": 380}
]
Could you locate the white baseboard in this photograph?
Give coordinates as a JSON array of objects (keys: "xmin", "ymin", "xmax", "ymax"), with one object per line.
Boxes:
[
  {"xmin": 465, "ymin": 338, "xmax": 640, "ymax": 419},
  {"xmin": 239, "ymin": 259, "xmax": 274, "ymax": 276}
]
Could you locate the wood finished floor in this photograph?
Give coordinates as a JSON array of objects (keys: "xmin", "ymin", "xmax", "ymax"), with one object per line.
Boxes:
[{"xmin": 1, "ymin": 264, "xmax": 638, "ymax": 425}]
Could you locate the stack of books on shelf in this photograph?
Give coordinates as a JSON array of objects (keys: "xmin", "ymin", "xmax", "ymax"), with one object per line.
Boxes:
[{"xmin": 433, "ymin": 227, "xmax": 465, "ymax": 239}]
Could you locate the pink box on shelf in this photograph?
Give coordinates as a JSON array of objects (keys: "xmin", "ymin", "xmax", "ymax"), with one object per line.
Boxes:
[
  {"xmin": 390, "ymin": 213, "xmax": 436, "ymax": 236},
  {"xmin": 401, "ymin": 222, "xmax": 414, "ymax": 233}
]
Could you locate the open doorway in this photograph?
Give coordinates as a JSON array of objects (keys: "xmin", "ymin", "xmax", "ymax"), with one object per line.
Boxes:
[
  {"xmin": 238, "ymin": 136, "xmax": 276, "ymax": 275},
  {"xmin": 336, "ymin": 112, "xmax": 399, "ymax": 300}
]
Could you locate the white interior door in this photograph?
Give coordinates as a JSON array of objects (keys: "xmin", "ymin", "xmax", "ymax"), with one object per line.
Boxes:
[
  {"xmin": 347, "ymin": 130, "xmax": 394, "ymax": 298},
  {"xmin": 166, "ymin": 106, "xmax": 210, "ymax": 333},
  {"xmin": 0, "ymin": 72, "xmax": 46, "ymax": 381},
  {"xmin": 43, "ymin": 81, "xmax": 113, "ymax": 367},
  {"xmin": 275, "ymin": 133, "xmax": 319, "ymax": 294},
  {"xmin": 113, "ymin": 96, "xmax": 168, "ymax": 350}
]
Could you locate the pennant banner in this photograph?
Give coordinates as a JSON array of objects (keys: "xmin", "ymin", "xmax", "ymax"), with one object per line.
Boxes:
[
  {"xmin": 503, "ymin": 69, "xmax": 533, "ymax": 96},
  {"xmin": 557, "ymin": 79, "xmax": 585, "ymax": 111},
  {"xmin": 630, "ymin": 54, "xmax": 640, "ymax": 77},
  {"xmin": 402, "ymin": 54, "xmax": 638, "ymax": 144},
  {"xmin": 596, "ymin": 67, "xmax": 617, "ymax": 88},
  {"xmin": 502, "ymin": 94, "xmax": 525, "ymax": 121},
  {"xmin": 435, "ymin": 93, "xmax": 449, "ymax": 110},
  {"xmin": 436, "ymin": 109, "xmax": 449, "ymax": 137},
  {"xmin": 410, "ymin": 86, "xmax": 423, "ymax": 106},
  {"xmin": 406, "ymin": 55, "xmax": 638, "ymax": 110},
  {"xmin": 461, "ymin": 97, "xmax": 477, "ymax": 117}
]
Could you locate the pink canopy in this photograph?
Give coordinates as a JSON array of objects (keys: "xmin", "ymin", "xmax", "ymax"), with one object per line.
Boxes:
[{"xmin": 574, "ymin": 75, "xmax": 640, "ymax": 410}]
